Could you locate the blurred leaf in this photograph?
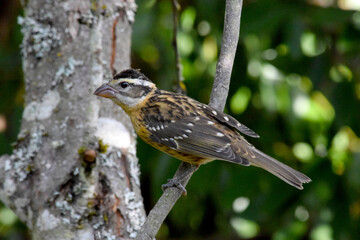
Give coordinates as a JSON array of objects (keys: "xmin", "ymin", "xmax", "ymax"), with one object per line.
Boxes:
[
  {"xmin": 300, "ymin": 32, "xmax": 327, "ymax": 57},
  {"xmin": 201, "ymin": 35, "xmax": 217, "ymax": 62},
  {"xmin": 230, "ymin": 217, "xmax": 259, "ymax": 239},
  {"xmin": 329, "ymin": 64, "xmax": 353, "ymax": 82},
  {"xmin": 310, "ymin": 224, "xmax": 334, "ymax": 240},
  {"xmin": 230, "ymin": 87, "xmax": 251, "ymax": 114},
  {"xmin": 293, "ymin": 142, "xmax": 314, "ymax": 162},
  {"xmin": 0, "ymin": 208, "xmax": 17, "ymax": 225},
  {"xmin": 180, "ymin": 7, "xmax": 196, "ymax": 32}
]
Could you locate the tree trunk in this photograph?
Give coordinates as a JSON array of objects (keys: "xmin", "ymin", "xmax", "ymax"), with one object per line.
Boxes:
[{"xmin": 0, "ymin": 0, "xmax": 145, "ymax": 239}]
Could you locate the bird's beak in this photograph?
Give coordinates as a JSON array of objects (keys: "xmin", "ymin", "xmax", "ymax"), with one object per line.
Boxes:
[{"xmin": 94, "ymin": 84, "xmax": 119, "ymax": 98}]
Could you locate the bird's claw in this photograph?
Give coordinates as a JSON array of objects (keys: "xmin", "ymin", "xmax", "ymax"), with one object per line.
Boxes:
[{"xmin": 161, "ymin": 178, "xmax": 187, "ymax": 196}]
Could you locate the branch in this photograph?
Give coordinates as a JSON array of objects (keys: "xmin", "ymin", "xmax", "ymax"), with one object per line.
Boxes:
[
  {"xmin": 171, "ymin": 0, "xmax": 185, "ymax": 94},
  {"xmin": 209, "ymin": 0, "xmax": 242, "ymax": 111},
  {"xmin": 137, "ymin": 0, "xmax": 243, "ymax": 239}
]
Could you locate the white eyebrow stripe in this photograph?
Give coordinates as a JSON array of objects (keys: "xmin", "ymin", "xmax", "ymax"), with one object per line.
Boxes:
[{"xmin": 125, "ymin": 78, "xmax": 155, "ymax": 88}]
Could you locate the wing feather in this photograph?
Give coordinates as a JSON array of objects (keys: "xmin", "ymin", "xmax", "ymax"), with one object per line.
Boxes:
[
  {"xmin": 200, "ymin": 104, "xmax": 260, "ymax": 138},
  {"xmin": 146, "ymin": 116, "xmax": 249, "ymax": 166}
]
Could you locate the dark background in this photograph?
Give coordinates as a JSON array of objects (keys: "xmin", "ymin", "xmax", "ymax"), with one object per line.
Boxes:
[{"xmin": 1, "ymin": 0, "xmax": 360, "ymax": 239}]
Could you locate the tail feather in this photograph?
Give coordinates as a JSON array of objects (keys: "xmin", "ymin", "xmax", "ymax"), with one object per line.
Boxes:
[{"xmin": 249, "ymin": 148, "xmax": 311, "ymax": 190}]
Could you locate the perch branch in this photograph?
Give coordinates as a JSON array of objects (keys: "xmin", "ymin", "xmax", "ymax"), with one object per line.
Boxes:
[{"xmin": 136, "ymin": 0, "xmax": 243, "ymax": 239}]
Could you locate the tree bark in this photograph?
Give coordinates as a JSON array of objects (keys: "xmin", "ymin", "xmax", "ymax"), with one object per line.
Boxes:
[{"xmin": 0, "ymin": 0, "xmax": 145, "ymax": 239}]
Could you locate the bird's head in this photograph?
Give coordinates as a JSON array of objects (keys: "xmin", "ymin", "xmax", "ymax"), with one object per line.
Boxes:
[{"xmin": 94, "ymin": 69, "xmax": 156, "ymax": 112}]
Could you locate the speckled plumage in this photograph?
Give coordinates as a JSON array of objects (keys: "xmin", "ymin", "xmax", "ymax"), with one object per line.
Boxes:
[
  {"xmin": 94, "ymin": 69, "xmax": 311, "ymax": 189},
  {"xmin": 131, "ymin": 89, "xmax": 257, "ymax": 165}
]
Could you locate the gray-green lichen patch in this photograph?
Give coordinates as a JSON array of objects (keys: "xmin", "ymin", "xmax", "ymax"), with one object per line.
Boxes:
[
  {"xmin": 18, "ymin": 16, "xmax": 62, "ymax": 59},
  {"xmin": 97, "ymin": 153, "xmax": 116, "ymax": 168},
  {"xmin": 95, "ymin": 229, "xmax": 116, "ymax": 240},
  {"xmin": 51, "ymin": 140, "xmax": 65, "ymax": 149},
  {"xmin": 76, "ymin": 227, "xmax": 94, "ymax": 239},
  {"xmin": 123, "ymin": 188, "xmax": 145, "ymax": 238},
  {"xmin": 23, "ymin": 90, "xmax": 60, "ymax": 121},
  {"xmin": 114, "ymin": 1, "xmax": 137, "ymax": 23},
  {"xmin": 53, "ymin": 57, "xmax": 84, "ymax": 90},
  {"xmin": 129, "ymin": 156, "xmax": 141, "ymax": 187},
  {"xmin": 8, "ymin": 126, "xmax": 45, "ymax": 182},
  {"xmin": 77, "ymin": 10, "xmax": 99, "ymax": 27},
  {"xmin": 3, "ymin": 177, "xmax": 16, "ymax": 196},
  {"xmin": 37, "ymin": 209, "xmax": 61, "ymax": 231}
]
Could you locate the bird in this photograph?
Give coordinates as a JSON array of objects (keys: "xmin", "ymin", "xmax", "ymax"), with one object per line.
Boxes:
[{"xmin": 94, "ymin": 68, "xmax": 311, "ymax": 191}]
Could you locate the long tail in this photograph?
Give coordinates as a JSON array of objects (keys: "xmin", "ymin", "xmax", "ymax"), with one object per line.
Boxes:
[{"xmin": 249, "ymin": 148, "xmax": 311, "ymax": 190}]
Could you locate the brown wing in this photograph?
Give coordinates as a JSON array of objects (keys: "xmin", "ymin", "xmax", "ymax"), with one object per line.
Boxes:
[{"xmin": 144, "ymin": 115, "xmax": 250, "ymax": 166}]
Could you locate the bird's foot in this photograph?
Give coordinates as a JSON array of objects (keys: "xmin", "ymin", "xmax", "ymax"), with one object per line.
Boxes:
[{"xmin": 161, "ymin": 178, "xmax": 187, "ymax": 196}]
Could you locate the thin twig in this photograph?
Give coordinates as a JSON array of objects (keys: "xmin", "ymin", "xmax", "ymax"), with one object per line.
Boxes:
[
  {"xmin": 171, "ymin": 0, "xmax": 185, "ymax": 94},
  {"xmin": 136, "ymin": 0, "xmax": 243, "ymax": 239},
  {"xmin": 209, "ymin": 0, "xmax": 242, "ymax": 110}
]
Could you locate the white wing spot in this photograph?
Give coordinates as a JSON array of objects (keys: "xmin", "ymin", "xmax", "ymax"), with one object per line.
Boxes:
[
  {"xmin": 182, "ymin": 134, "xmax": 188, "ymax": 138},
  {"xmin": 162, "ymin": 138, "xmax": 169, "ymax": 141},
  {"xmin": 160, "ymin": 124, "xmax": 165, "ymax": 129},
  {"xmin": 216, "ymin": 132, "xmax": 224, "ymax": 137},
  {"xmin": 212, "ymin": 110, "xmax": 217, "ymax": 115},
  {"xmin": 207, "ymin": 121, "xmax": 215, "ymax": 125},
  {"xmin": 171, "ymin": 120, "xmax": 176, "ymax": 123},
  {"xmin": 187, "ymin": 123, "xmax": 194, "ymax": 127},
  {"xmin": 224, "ymin": 116, "xmax": 229, "ymax": 121},
  {"xmin": 194, "ymin": 117, "xmax": 200, "ymax": 121},
  {"xmin": 185, "ymin": 129, "xmax": 192, "ymax": 133},
  {"xmin": 237, "ymin": 122, "xmax": 241, "ymax": 126},
  {"xmin": 170, "ymin": 138, "xmax": 174, "ymax": 141},
  {"xmin": 156, "ymin": 126, "xmax": 160, "ymax": 130}
]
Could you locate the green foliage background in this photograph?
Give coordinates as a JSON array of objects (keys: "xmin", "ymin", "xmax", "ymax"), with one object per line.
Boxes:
[{"xmin": 1, "ymin": 0, "xmax": 360, "ymax": 239}]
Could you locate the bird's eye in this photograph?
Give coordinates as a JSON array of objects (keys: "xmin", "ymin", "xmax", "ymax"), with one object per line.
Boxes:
[{"xmin": 120, "ymin": 82, "xmax": 129, "ymax": 88}]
